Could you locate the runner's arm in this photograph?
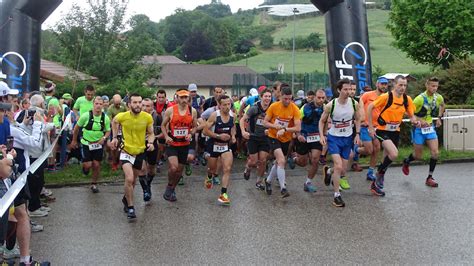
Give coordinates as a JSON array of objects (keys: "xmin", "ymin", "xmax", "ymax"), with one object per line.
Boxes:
[
  {"xmin": 318, "ymin": 103, "xmax": 331, "ymax": 144},
  {"xmin": 161, "ymin": 108, "xmax": 172, "ymax": 141},
  {"xmin": 239, "ymin": 113, "xmax": 249, "ymax": 135},
  {"xmin": 146, "ymin": 124, "xmax": 155, "ymax": 145},
  {"xmin": 286, "ymin": 119, "xmax": 301, "ymax": 133},
  {"xmin": 367, "ymin": 102, "xmax": 375, "ymax": 132},
  {"xmin": 358, "ymin": 98, "xmax": 365, "ymax": 124},
  {"xmin": 203, "ymin": 113, "xmax": 218, "ymax": 139},
  {"xmin": 191, "ymin": 108, "xmax": 198, "ymax": 135}
]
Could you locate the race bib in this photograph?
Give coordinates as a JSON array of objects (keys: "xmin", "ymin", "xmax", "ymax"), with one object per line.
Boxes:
[
  {"xmin": 213, "ymin": 143, "xmax": 228, "ymax": 153},
  {"xmin": 421, "ymin": 126, "xmax": 435, "ymax": 135},
  {"xmin": 120, "ymin": 152, "xmax": 136, "ymax": 165},
  {"xmin": 256, "ymin": 119, "xmax": 264, "ymax": 126},
  {"xmin": 334, "ymin": 121, "xmax": 351, "ymax": 134},
  {"xmin": 275, "ymin": 118, "xmax": 289, "ymax": 128},
  {"xmin": 173, "ymin": 128, "xmax": 189, "ymax": 137},
  {"xmin": 88, "ymin": 143, "xmax": 102, "ymax": 151},
  {"xmin": 55, "ymin": 127, "xmax": 61, "ymax": 135},
  {"xmin": 385, "ymin": 123, "xmax": 399, "ymax": 131},
  {"xmin": 306, "ymin": 133, "xmax": 320, "ymax": 143}
]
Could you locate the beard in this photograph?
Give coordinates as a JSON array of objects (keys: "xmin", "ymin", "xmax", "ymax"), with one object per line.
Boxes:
[{"xmin": 131, "ymin": 107, "xmax": 141, "ymax": 114}]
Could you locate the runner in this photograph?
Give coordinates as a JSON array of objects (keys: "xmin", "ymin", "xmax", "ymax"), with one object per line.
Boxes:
[
  {"xmin": 71, "ymin": 96, "xmax": 111, "ymax": 193},
  {"xmin": 203, "ymin": 87, "xmax": 224, "ymax": 110},
  {"xmin": 107, "ymin": 94, "xmax": 128, "ymax": 171},
  {"xmin": 240, "ymin": 88, "xmax": 272, "ymax": 190},
  {"xmin": 111, "ymin": 93, "xmax": 155, "ymax": 220},
  {"xmin": 141, "ymin": 98, "xmax": 161, "ymax": 201},
  {"xmin": 203, "ymin": 95, "xmax": 235, "ymax": 205},
  {"xmin": 402, "ymin": 77, "xmax": 445, "ymax": 187},
  {"xmin": 263, "ymin": 86, "xmax": 301, "ymax": 198},
  {"xmin": 367, "ymin": 75, "xmax": 418, "ymax": 197},
  {"xmin": 161, "ymin": 89, "xmax": 197, "ymax": 202},
  {"xmin": 292, "ymin": 89, "xmax": 326, "ymax": 193},
  {"xmin": 358, "ymin": 77, "xmax": 387, "ymax": 181},
  {"xmin": 154, "ymin": 90, "xmax": 168, "ymax": 172},
  {"xmin": 319, "ymin": 78, "xmax": 362, "ymax": 207},
  {"xmin": 73, "ymin": 85, "xmax": 95, "ymax": 117}
]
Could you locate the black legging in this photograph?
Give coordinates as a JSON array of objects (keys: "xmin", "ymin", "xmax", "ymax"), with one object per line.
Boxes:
[{"xmin": 27, "ymin": 158, "xmax": 47, "ymax": 212}]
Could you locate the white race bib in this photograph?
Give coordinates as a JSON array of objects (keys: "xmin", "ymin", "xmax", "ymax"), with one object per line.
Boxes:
[
  {"xmin": 256, "ymin": 119, "xmax": 264, "ymax": 126},
  {"xmin": 275, "ymin": 118, "xmax": 289, "ymax": 128},
  {"xmin": 334, "ymin": 121, "xmax": 351, "ymax": 134},
  {"xmin": 421, "ymin": 126, "xmax": 435, "ymax": 135},
  {"xmin": 213, "ymin": 143, "xmax": 228, "ymax": 153},
  {"xmin": 385, "ymin": 123, "xmax": 399, "ymax": 131},
  {"xmin": 173, "ymin": 128, "xmax": 189, "ymax": 137},
  {"xmin": 120, "ymin": 152, "xmax": 136, "ymax": 165},
  {"xmin": 88, "ymin": 143, "xmax": 102, "ymax": 151},
  {"xmin": 306, "ymin": 133, "xmax": 320, "ymax": 143}
]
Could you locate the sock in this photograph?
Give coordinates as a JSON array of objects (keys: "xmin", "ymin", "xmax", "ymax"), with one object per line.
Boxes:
[
  {"xmin": 20, "ymin": 256, "xmax": 31, "ymax": 264},
  {"xmin": 147, "ymin": 174, "xmax": 155, "ymax": 186},
  {"xmin": 377, "ymin": 156, "xmax": 392, "ymax": 173},
  {"xmin": 306, "ymin": 177, "xmax": 312, "ymax": 184},
  {"xmin": 266, "ymin": 164, "xmax": 277, "ymax": 183},
  {"xmin": 429, "ymin": 158, "xmax": 437, "ymax": 176},
  {"xmin": 405, "ymin": 153, "xmax": 415, "ymax": 164},
  {"xmin": 334, "ymin": 191, "xmax": 341, "ymax": 197},
  {"xmin": 353, "ymin": 144, "xmax": 360, "ymax": 161},
  {"xmin": 128, "ymin": 206, "xmax": 134, "ymax": 210},
  {"xmin": 138, "ymin": 175, "xmax": 148, "ymax": 192},
  {"xmin": 277, "ymin": 166, "xmax": 286, "ymax": 189},
  {"xmin": 221, "ymin": 187, "xmax": 227, "ymax": 194}
]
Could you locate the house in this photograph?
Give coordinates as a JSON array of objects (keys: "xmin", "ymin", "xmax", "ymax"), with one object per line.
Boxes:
[
  {"xmin": 40, "ymin": 59, "xmax": 98, "ymax": 84},
  {"xmin": 146, "ymin": 58, "xmax": 269, "ymax": 99}
]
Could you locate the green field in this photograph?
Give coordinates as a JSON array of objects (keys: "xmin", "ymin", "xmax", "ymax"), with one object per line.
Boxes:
[{"xmin": 229, "ymin": 9, "xmax": 430, "ymax": 74}]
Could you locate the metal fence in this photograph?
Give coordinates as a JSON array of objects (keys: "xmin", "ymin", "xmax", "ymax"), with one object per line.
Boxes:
[{"xmin": 232, "ymin": 72, "xmax": 330, "ymax": 96}]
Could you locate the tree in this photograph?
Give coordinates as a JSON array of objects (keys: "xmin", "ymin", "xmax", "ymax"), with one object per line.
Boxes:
[
  {"xmin": 260, "ymin": 33, "xmax": 274, "ymax": 49},
  {"xmin": 388, "ymin": 1, "xmax": 473, "ymax": 68},
  {"xmin": 195, "ymin": 1, "xmax": 232, "ymax": 18},
  {"xmin": 306, "ymin": 33, "xmax": 322, "ymax": 51},
  {"xmin": 125, "ymin": 14, "xmax": 164, "ymax": 59},
  {"xmin": 181, "ymin": 30, "xmax": 216, "ymax": 61}
]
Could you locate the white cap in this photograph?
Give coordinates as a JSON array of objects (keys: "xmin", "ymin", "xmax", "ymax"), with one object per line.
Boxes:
[
  {"xmin": 296, "ymin": 90, "xmax": 305, "ymax": 99},
  {"xmin": 0, "ymin": 81, "xmax": 19, "ymax": 96},
  {"xmin": 188, "ymin": 83, "xmax": 197, "ymax": 92},
  {"xmin": 249, "ymin": 88, "xmax": 258, "ymax": 97}
]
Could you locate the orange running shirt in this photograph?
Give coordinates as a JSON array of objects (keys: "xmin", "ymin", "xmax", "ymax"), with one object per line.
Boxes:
[
  {"xmin": 373, "ymin": 92, "xmax": 415, "ymax": 131},
  {"xmin": 266, "ymin": 101, "xmax": 301, "ymax": 143},
  {"xmin": 360, "ymin": 91, "xmax": 381, "ymax": 126},
  {"xmin": 169, "ymin": 105, "xmax": 193, "ymax": 146}
]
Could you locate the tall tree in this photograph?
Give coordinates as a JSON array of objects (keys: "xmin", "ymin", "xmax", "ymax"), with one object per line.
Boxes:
[{"xmin": 388, "ymin": 1, "xmax": 473, "ymax": 68}]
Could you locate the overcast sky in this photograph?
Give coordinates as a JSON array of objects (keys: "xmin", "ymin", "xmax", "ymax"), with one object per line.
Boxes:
[{"xmin": 43, "ymin": 0, "xmax": 261, "ymax": 29}]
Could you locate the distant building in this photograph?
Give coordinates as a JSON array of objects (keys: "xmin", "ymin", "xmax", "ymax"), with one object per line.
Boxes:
[{"xmin": 40, "ymin": 59, "xmax": 98, "ymax": 84}]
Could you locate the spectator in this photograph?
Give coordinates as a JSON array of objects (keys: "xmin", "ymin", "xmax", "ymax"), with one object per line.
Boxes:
[{"xmin": 73, "ymin": 85, "xmax": 95, "ymax": 118}]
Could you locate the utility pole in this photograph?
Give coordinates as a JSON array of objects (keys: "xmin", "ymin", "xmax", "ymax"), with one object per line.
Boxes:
[{"xmin": 292, "ymin": 7, "xmax": 299, "ymax": 94}]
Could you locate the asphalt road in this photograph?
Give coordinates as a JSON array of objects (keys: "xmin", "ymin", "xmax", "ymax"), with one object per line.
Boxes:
[{"xmin": 30, "ymin": 161, "xmax": 473, "ymax": 264}]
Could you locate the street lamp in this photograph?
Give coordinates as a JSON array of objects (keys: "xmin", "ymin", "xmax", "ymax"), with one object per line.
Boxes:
[{"xmin": 292, "ymin": 7, "xmax": 299, "ymax": 94}]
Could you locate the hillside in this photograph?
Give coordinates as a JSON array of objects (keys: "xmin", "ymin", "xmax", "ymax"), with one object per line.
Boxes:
[{"xmin": 228, "ymin": 9, "xmax": 429, "ymax": 74}]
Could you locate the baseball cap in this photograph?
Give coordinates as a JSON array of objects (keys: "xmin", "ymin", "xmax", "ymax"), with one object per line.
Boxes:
[
  {"xmin": 377, "ymin": 77, "xmax": 389, "ymax": 83},
  {"xmin": 62, "ymin": 93, "xmax": 73, "ymax": 100},
  {"xmin": 176, "ymin": 89, "xmax": 190, "ymax": 97},
  {"xmin": 296, "ymin": 90, "xmax": 305, "ymax": 98},
  {"xmin": 0, "ymin": 102, "xmax": 12, "ymax": 111},
  {"xmin": 249, "ymin": 88, "xmax": 258, "ymax": 97},
  {"xmin": 258, "ymin": 85, "xmax": 267, "ymax": 93},
  {"xmin": 101, "ymin": 95, "xmax": 109, "ymax": 101},
  {"xmin": 188, "ymin": 83, "xmax": 197, "ymax": 92},
  {"xmin": 0, "ymin": 81, "xmax": 19, "ymax": 96}
]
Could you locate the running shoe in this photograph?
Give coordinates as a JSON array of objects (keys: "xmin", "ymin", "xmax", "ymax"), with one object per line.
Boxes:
[
  {"xmin": 265, "ymin": 180, "xmax": 272, "ymax": 195},
  {"xmin": 218, "ymin": 193, "xmax": 231, "ymax": 205},
  {"xmin": 127, "ymin": 208, "xmax": 136, "ymax": 219},
  {"xmin": 40, "ymin": 188, "xmax": 53, "ymax": 197},
  {"xmin": 47, "ymin": 165, "xmax": 58, "ymax": 172},
  {"xmin": 280, "ymin": 188, "xmax": 290, "ymax": 198},
  {"xmin": 333, "ymin": 196, "xmax": 345, "ymax": 207},
  {"xmin": 255, "ymin": 181, "xmax": 265, "ymax": 191},
  {"xmin": 122, "ymin": 196, "xmax": 128, "ymax": 213},
  {"xmin": 319, "ymin": 155, "xmax": 327, "ymax": 165},
  {"xmin": 287, "ymin": 156, "xmax": 296, "ymax": 170},
  {"xmin": 243, "ymin": 167, "xmax": 250, "ymax": 180},
  {"xmin": 178, "ymin": 176, "xmax": 185, "ymax": 186},
  {"xmin": 204, "ymin": 177, "xmax": 213, "ymax": 189},
  {"xmin": 323, "ymin": 165, "xmax": 331, "ymax": 186},
  {"xmin": 425, "ymin": 177, "xmax": 439, "ymax": 187},
  {"xmin": 170, "ymin": 190, "xmax": 177, "ymax": 202},
  {"xmin": 31, "ymin": 222, "xmax": 44, "ymax": 233},
  {"xmin": 200, "ymin": 156, "xmax": 207, "ymax": 166},
  {"xmin": 163, "ymin": 186, "xmax": 174, "ymax": 201},
  {"xmin": 28, "ymin": 209, "xmax": 48, "ymax": 217},
  {"xmin": 185, "ymin": 164, "xmax": 192, "ymax": 176},
  {"xmin": 212, "ymin": 176, "xmax": 221, "ymax": 185},
  {"xmin": 366, "ymin": 170, "xmax": 376, "ymax": 181},
  {"xmin": 370, "ymin": 181, "xmax": 386, "ymax": 197},
  {"xmin": 303, "ymin": 182, "xmax": 317, "ymax": 193},
  {"xmin": 402, "ymin": 160, "xmax": 410, "ymax": 176},
  {"xmin": 3, "ymin": 245, "xmax": 20, "ymax": 259},
  {"xmin": 90, "ymin": 184, "xmax": 99, "ymax": 193},
  {"xmin": 143, "ymin": 192, "xmax": 151, "ymax": 202},
  {"xmin": 339, "ymin": 176, "xmax": 351, "ymax": 190},
  {"xmin": 18, "ymin": 258, "xmax": 45, "ymax": 266},
  {"xmin": 351, "ymin": 162, "xmax": 363, "ymax": 172}
]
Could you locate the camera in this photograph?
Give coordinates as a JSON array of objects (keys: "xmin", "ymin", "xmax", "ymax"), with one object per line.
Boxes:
[
  {"xmin": 6, "ymin": 136, "xmax": 14, "ymax": 151},
  {"xmin": 27, "ymin": 109, "xmax": 36, "ymax": 117}
]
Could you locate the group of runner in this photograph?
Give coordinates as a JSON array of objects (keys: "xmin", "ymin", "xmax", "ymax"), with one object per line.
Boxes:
[{"xmin": 70, "ymin": 75, "xmax": 445, "ymax": 219}]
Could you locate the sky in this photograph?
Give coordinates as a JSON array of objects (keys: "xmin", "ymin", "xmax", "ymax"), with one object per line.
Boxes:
[{"xmin": 43, "ymin": 0, "xmax": 261, "ymax": 29}]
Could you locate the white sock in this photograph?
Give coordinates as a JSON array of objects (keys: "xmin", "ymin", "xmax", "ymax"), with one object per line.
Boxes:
[
  {"xmin": 20, "ymin": 256, "xmax": 31, "ymax": 263},
  {"xmin": 277, "ymin": 166, "xmax": 286, "ymax": 189},
  {"xmin": 266, "ymin": 164, "xmax": 277, "ymax": 183},
  {"xmin": 334, "ymin": 192, "xmax": 341, "ymax": 197},
  {"xmin": 306, "ymin": 177, "xmax": 312, "ymax": 184}
]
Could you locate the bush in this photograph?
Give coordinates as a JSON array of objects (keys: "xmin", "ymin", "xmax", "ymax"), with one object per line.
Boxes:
[
  {"xmin": 435, "ymin": 59, "xmax": 474, "ymax": 105},
  {"xmin": 260, "ymin": 33, "xmax": 274, "ymax": 49}
]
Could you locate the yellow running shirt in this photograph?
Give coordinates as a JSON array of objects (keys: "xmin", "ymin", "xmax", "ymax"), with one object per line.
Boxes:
[{"xmin": 115, "ymin": 111, "xmax": 153, "ymax": 155}]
